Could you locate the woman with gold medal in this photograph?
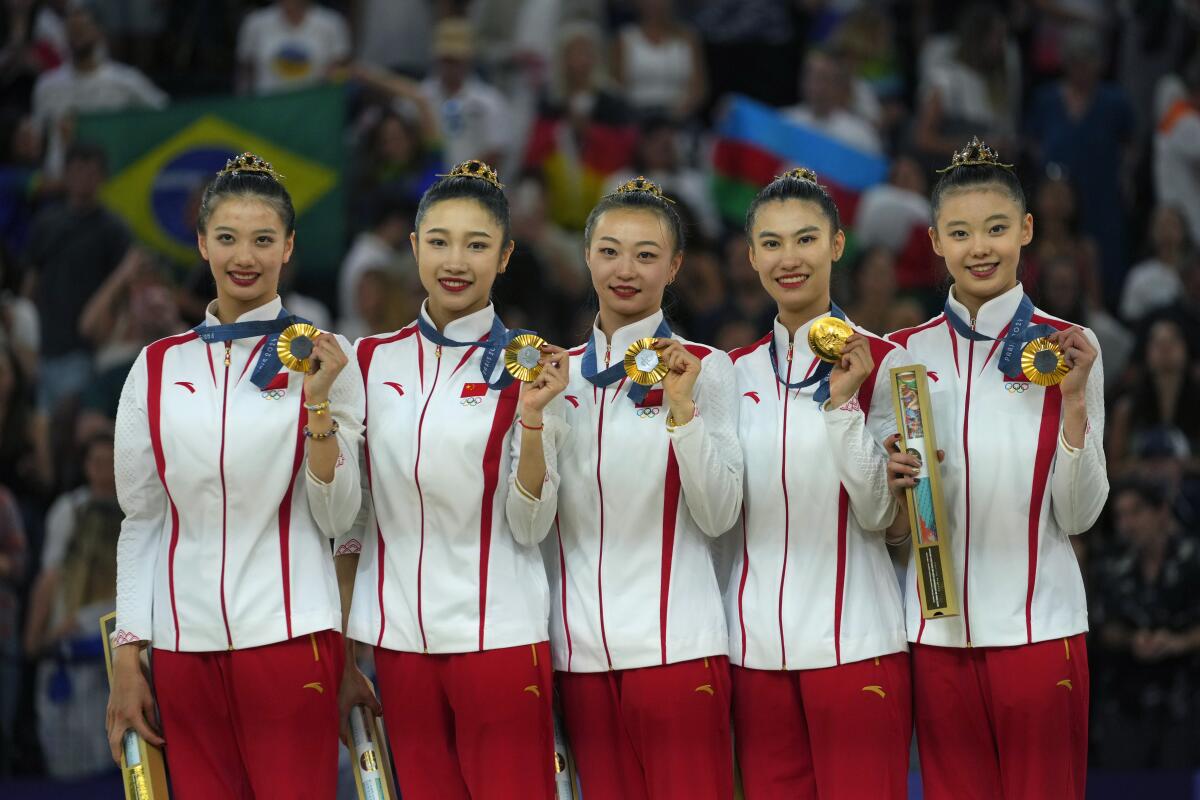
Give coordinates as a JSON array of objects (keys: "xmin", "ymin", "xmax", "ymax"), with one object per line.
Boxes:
[
  {"xmin": 106, "ymin": 153, "xmax": 364, "ymax": 798},
  {"xmin": 334, "ymin": 160, "xmax": 566, "ymax": 799},
  {"xmin": 507, "ymin": 177, "xmax": 743, "ymax": 800},
  {"xmin": 885, "ymin": 138, "xmax": 1107, "ymax": 800},
  {"xmin": 724, "ymin": 168, "xmax": 914, "ymax": 798}
]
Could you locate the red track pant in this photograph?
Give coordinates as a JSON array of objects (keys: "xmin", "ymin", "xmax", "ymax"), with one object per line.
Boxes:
[
  {"xmin": 374, "ymin": 641, "xmax": 555, "ymax": 800},
  {"xmin": 732, "ymin": 652, "xmax": 912, "ymax": 799},
  {"xmin": 912, "ymin": 634, "xmax": 1089, "ymax": 800},
  {"xmin": 152, "ymin": 630, "xmax": 344, "ymax": 800},
  {"xmin": 557, "ymin": 655, "xmax": 733, "ymax": 800}
]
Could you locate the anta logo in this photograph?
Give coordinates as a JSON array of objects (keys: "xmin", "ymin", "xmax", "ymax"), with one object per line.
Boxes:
[
  {"xmin": 261, "ymin": 372, "xmax": 288, "ymax": 400},
  {"xmin": 175, "ymin": 381, "xmax": 195, "ymax": 394},
  {"xmin": 635, "ymin": 389, "xmax": 663, "ymax": 418},
  {"xmin": 460, "ymin": 382, "xmax": 487, "ymax": 407},
  {"xmin": 564, "ymin": 395, "xmax": 580, "ymax": 408},
  {"xmin": 927, "ymin": 371, "xmax": 939, "ymax": 382},
  {"xmin": 743, "ymin": 391, "xmax": 760, "ymax": 404},
  {"xmin": 384, "ymin": 381, "xmax": 404, "ymax": 397}
]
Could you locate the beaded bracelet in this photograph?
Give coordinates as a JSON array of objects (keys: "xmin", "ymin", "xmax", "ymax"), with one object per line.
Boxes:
[
  {"xmin": 304, "ymin": 419, "xmax": 339, "ymax": 440},
  {"xmin": 518, "ymin": 419, "xmax": 544, "ymax": 431},
  {"xmin": 304, "ymin": 399, "xmax": 331, "ymax": 416}
]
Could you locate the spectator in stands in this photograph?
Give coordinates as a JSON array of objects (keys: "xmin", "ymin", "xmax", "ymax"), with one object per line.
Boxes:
[
  {"xmin": 1131, "ymin": 426, "xmax": 1200, "ymax": 530},
  {"xmin": 1093, "ymin": 479, "xmax": 1200, "ymax": 769},
  {"xmin": 1024, "ymin": 170, "xmax": 1100, "ymax": 307},
  {"xmin": 613, "ymin": 0, "xmax": 706, "ymax": 120},
  {"xmin": 524, "ymin": 20, "xmax": 635, "ymax": 231},
  {"xmin": 843, "ymin": 246, "xmax": 901, "ymax": 336},
  {"xmin": 1154, "ymin": 55, "xmax": 1200, "ymax": 253},
  {"xmin": 1108, "ymin": 315, "xmax": 1200, "ymax": 472},
  {"xmin": 0, "ymin": 248, "xmax": 36, "ymax": 378},
  {"xmin": 0, "ymin": 0, "xmax": 66, "ymax": 111},
  {"xmin": 783, "ymin": 48, "xmax": 881, "ymax": 155},
  {"xmin": 0, "ymin": 467, "xmax": 24, "ymax": 776},
  {"xmin": 352, "ymin": 0, "xmax": 431, "ymax": 76},
  {"xmin": 854, "ymin": 154, "xmax": 931, "ymax": 252},
  {"xmin": 1026, "ymin": 28, "xmax": 1134, "ymax": 304},
  {"xmin": 22, "ymin": 143, "xmax": 130, "ymax": 415},
  {"xmin": 914, "ymin": 3, "xmax": 1020, "ymax": 167},
  {"xmin": 30, "ymin": 2, "xmax": 166, "ymax": 177},
  {"xmin": 1121, "ymin": 206, "xmax": 1192, "ymax": 323},
  {"xmin": 336, "ymin": 191, "xmax": 413, "ymax": 336},
  {"xmin": 420, "ymin": 17, "xmax": 510, "ymax": 169},
  {"xmin": 236, "ymin": 0, "xmax": 350, "ymax": 95},
  {"xmin": 833, "ymin": 8, "xmax": 904, "ymax": 134}
]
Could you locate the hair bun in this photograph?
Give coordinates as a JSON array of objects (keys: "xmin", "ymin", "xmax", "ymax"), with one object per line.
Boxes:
[
  {"xmin": 775, "ymin": 167, "xmax": 820, "ymax": 185},
  {"xmin": 614, "ymin": 175, "xmax": 674, "ymax": 203},
  {"xmin": 938, "ymin": 136, "xmax": 1013, "ymax": 174},
  {"xmin": 220, "ymin": 152, "xmax": 283, "ymax": 181},
  {"xmin": 439, "ymin": 159, "xmax": 504, "ymax": 190}
]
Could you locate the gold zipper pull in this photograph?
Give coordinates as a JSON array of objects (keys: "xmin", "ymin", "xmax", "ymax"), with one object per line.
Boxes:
[
  {"xmin": 604, "ymin": 344, "xmax": 611, "ymax": 367},
  {"xmin": 224, "ymin": 341, "xmax": 231, "ymax": 367},
  {"xmin": 786, "ymin": 342, "xmax": 793, "ymax": 362},
  {"xmin": 435, "ymin": 345, "xmax": 442, "ymax": 359}
]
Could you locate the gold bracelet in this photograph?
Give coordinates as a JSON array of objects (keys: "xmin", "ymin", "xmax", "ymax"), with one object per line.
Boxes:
[{"xmin": 304, "ymin": 399, "xmax": 331, "ymax": 416}]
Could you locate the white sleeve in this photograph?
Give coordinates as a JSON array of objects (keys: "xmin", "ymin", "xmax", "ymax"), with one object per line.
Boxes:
[
  {"xmin": 505, "ymin": 396, "xmax": 567, "ymax": 546},
  {"xmin": 305, "ymin": 335, "xmax": 365, "ymax": 538},
  {"xmin": 822, "ymin": 345, "xmax": 904, "ymax": 532},
  {"xmin": 334, "ymin": 444, "xmax": 372, "ymax": 557},
  {"xmin": 328, "ymin": 11, "xmax": 352, "ymax": 61},
  {"xmin": 114, "ymin": 350, "xmax": 165, "ymax": 645},
  {"xmin": 124, "ymin": 67, "xmax": 168, "ymax": 109},
  {"xmin": 1051, "ymin": 329, "xmax": 1108, "ymax": 535},
  {"xmin": 669, "ymin": 351, "xmax": 744, "ymax": 537},
  {"xmin": 236, "ymin": 13, "xmax": 260, "ymax": 62}
]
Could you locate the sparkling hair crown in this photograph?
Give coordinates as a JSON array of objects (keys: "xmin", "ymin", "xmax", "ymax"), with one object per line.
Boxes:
[
  {"xmin": 439, "ymin": 159, "xmax": 504, "ymax": 190},
  {"xmin": 937, "ymin": 136, "xmax": 1013, "ymax": 174},
  {"xmin": 775, "ymin": 166, "xmax": 820, "ymax": 184},
  {"xmin": 614, "ymin": 175, "xmax": 675, "ymax": 203},
  {"xmin": 219, "ymin": 152, "xmax": 283, "ymax": 181}
]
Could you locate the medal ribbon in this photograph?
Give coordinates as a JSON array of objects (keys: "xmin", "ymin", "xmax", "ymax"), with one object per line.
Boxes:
[
  {"xmin": 193, "ymin": 308, "xmax": 309, "ymax": 391},
  {"xmin": 769, "ymin": 303, "xmax": 847, "ymax": 405},
  {"xmin": 581, "ymin": 318, "xmax": 673, "ymax": 404},
  {"xmin": 416, "ymin": 314, "xmax": 533, "ymax": 390},
  {"xmin": 942, "ymin": 293, "xmax": 1056, "ymax": 378}
]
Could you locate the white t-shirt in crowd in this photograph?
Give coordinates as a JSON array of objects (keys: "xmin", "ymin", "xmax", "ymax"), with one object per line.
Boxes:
[
  {"xmin": 420, "ymin": 75, "xmax": 511, "ymax": 167},
  {"xmin": 854, "ymin": 184, "xmax": 931, "ymax": 252},
  {"xmin": 1154, "ymin": 103, "xmax": 1200, "ymax": 247},
  {"xmin": 237, "ymin": 4, "xmax": 351, "ymax": 95},
  {"xmin": 1120, "ymin": 258, "xmax": 1184, "ymax": 321},
  {"xmin": 783, "ymin": 104, "xmax": 882, "ymax": 155}
]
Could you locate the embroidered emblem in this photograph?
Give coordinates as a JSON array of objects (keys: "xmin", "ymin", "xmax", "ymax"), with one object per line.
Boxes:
[
  {"xmin": 1004, "ymin": 382, "xmax": 1030, "ymax": 394},
  {"xmin": 114, "ymin": 629, "xmax": 140, "ymax": 646},
  {"xmin": 335, "ymin": 538, "xmax": 362, "ymax": 556}
]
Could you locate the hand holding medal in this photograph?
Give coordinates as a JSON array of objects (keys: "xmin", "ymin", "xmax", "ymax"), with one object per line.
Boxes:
[
  {"xmin": 518, "ymin": 342, "xmax": 570, "ymax": 425},
  {"xmin": 1041, "ymin": 327, "xmax": 1096, "ymax": 400},
  {"xmin": 643, "ymin": 338, "xmax": 701, "ymax": 426},
  {"xmin": 277, "ymin": 324, "xmax": 347, "ymax": 403}
]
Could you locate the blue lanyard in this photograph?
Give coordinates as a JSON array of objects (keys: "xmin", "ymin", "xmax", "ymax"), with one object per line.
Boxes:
[
  {"xmin": 193, "ymin": 308, "xmax": 307, "ymax": 391},
  {"xmin": 942, "ymin": 293, "xmax": 1055, "ymax": 378},
  {"xmin": 581, "ymin": 318, "xmax": 673, "ymax": 404},
  {"xmin": 768, "ymin": 302, "xmax": 847, "ymax": 405},
  {"xmin": 416, "ymin": 314, "xmax": 531, "ymax": 390}
]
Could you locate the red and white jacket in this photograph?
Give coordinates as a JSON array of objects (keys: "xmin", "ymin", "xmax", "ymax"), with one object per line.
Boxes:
[
  {"xmin": 887, "ymin": 284, "xmax": 1107, "ymax": 648},
  {"xmin": 507, "ymin": 310, "xmax": 744, "ymax": 673},
  {"xmin": 114, "ymin": 298, "xmax": 364, "ymax": 652},
  {"xmin": 338, "ymin": 303, "xmax": 549, "ymax": 654},
  {"xmin": 725, "ymin": 316, "xmax": 909, "ymax": 670}
]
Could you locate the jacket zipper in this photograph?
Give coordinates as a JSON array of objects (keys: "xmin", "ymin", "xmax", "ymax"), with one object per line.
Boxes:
[
  {"xmin": 413, "ymin": 344, "xmax": 443, "ymax": 653},
  {"xmin": 778, "ymin": 341, "xmax": 794, "ymax": 668},
  {"xmin": 595, "ymin": 344, "xmax": 614, "ymax": 669},
  {"xmin": 218, "ymin": 341, "xmax": 234, "ymax": 649},
  {"xmin": 962, "ymin": 321, "xmax": 975, "ymax": 646}
]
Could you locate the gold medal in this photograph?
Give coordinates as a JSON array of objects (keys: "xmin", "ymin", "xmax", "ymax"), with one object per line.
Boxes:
[
  {"xmin": 1021, "ymin": 337, "xmax": 1070, "ymax": 386},
  {"xmin": 808, "ymin": 317, "xmax": 854, "ymax": 363},
  {"xmin": 277, "ymin": 323, "xmax": 322, "ymax": 372},
  {"xmin": 624, "ymin": 337, "xmax": 670, "ymax": 386},
  {"xmin": 504, "ymin": 334, "xmax": 546, "ymax": 382}
]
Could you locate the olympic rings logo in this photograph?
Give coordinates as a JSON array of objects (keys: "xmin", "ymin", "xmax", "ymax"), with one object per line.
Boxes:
[
  {"xmin": 261, "ymin": 389, "xmax": 287, "ymax": 400},
  {"xmin": 1004, "ymin": 382, "xmax": 1029, "ymax": 394},
  {"xmin": 636, "ymin": 407, "xmax": 661, "ymax": 418},
  {"xmin": 461, "ymin": 397, "xmax": 483, "ymax": 407}
]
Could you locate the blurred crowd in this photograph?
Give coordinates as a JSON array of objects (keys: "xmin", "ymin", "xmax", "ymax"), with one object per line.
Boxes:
[{"xmin": 0, "ymin": 0, "xmax": 1198, "ymax": 783}]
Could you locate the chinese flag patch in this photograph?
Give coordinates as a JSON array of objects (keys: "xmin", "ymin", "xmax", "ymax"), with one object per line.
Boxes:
[
  {"xmin": 461, "ymin": 382, "xmax": 488, "ymax": 398},
  {"xmin": 635, "ymin": 389, "xmax": 664, "ymax": 408},
  {"xmin": 265, "ymin": 372, "xmax": 289, "ymax": 391}
]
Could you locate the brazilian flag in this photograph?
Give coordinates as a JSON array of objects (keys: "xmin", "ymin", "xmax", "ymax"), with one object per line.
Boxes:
[{"xmin": 76, "ymin": 84, "xmax": 345, "ymax": 273}]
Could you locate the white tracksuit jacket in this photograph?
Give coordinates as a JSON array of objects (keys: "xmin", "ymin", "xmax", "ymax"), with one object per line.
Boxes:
[
  {"xmin": 507, "ymin": 310, "xmax": 744, "ymax": 673},
  {"xmin": 726, "ymin": 315, "xmax": 909, "ymax": 670},
  {"xmin": 338, "ymin": 303, "xmax": 549, "ymax": 654},
  {"xmin": 887, "ymin": 283, "xmax": 1108, "ymax": 648},
  {"xmin": 114, "ymin": 297, "xmax": 364, "ymax": 652}
]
